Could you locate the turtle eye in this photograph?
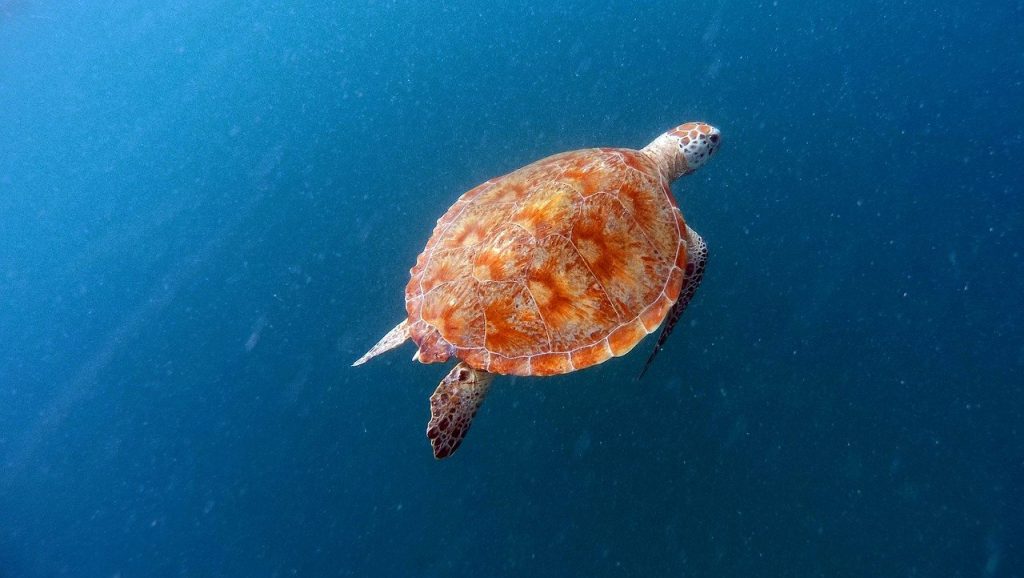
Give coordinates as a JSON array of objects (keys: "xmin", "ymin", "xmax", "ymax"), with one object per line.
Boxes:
[{"xmin": 709, "ymin": 134, "xmax": 720, "ymax": 144}]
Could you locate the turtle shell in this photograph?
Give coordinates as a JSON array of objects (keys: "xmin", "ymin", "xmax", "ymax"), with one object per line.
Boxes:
[{"xmin": 405, "ymin": 148, "xmax": 688, "ymax": 376}]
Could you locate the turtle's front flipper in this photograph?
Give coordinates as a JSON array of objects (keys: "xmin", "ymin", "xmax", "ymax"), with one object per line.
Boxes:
[
  {"xmin": 352, "ymin": 319, "xmax": 409, "ymax": 366},
  {"xmin": 426, "ymin": 362, "xmax": 494, "ymax": 459},
  {"xmin": 638, "ymin": 226, "xmax": 708, "ymax": 379}
]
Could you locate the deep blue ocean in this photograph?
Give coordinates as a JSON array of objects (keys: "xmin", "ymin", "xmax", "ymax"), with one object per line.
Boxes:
[{"xmin": 2, "ymin": 1, "xmax": 1022, "ymax": 576}]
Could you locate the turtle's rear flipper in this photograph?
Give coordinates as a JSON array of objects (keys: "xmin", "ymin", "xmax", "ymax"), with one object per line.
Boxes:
[
  {"xmin": 426, "ymin": 362, "xmax": 494, "ymax": 459},
  {"xmin": 638, "ymin": 226, "xmax": 708, "ymax": 379},
  {"xmin": 353, "ymin": 319, "xmax": 409, "ymax": 366}
]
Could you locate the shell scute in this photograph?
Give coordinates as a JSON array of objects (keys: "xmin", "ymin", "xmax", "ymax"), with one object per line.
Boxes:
[
  {"xmin": 607, "ymin": 318, "xmax": 650, "ymax": 357},
  {"xmin": 510, "ymin": 181, "xmax": 578, "ymax": 238},
  {"xmin": 640, "ymin": 293, "xmax": 674, "ymax": 333},
  {"xmin": 526, "ymin": 235, "xmax": 619, "ymax": 351},
  {"xmin": 436, "ymin": 201, "xmax": 514, "ymax": 250},
  {"xmin": 472, "ymin": 225, "xmax": 533, "ymax": 282},
  {"xmin": 414, "ymin": 322, "xmax": 454, "ymax": 364},
  {"xmin": 569, "ymin": 340, "xmax": 613, "ymax": 370},
  {"xmin": 480, "ymin": 281, "xmax": 550, "ymax": 357},
  {"xmin": 529, "ymin": 352, "xmax": 574, "ymax": 375},
  {"xmin": 419, "ymin": 277, "xmax": 485, "ymax": 349},
  {"xmin": 665, "ymin": 266, "xmax": 685, "ymax": 303},
  {"xmin": 487, "ymin": 353, "xmax": 531, "ymax": 375},
  {"xmin": 615, "ymin": 172, "xmax": 680, "ymax": 260},
  {"xmin": 570, "ymin": 193, "xmax": 671, "ymax": 320},
  {"xmin": 420, "ymin": 246, "xmax": 475, "ymax": 294}
]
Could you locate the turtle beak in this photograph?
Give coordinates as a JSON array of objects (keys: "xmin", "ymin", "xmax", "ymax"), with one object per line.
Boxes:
[{"xmin": 708, "ymin": 130, "xmax": 721, "ymax": 156}]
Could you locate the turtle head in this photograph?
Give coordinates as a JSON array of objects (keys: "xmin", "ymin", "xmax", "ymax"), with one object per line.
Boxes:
[{"xmin": 641, "ymin": 122, "xmax": 721, "ymax": 182}]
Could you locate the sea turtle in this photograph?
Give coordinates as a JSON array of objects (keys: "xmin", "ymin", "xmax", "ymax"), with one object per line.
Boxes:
[{"xmin": 354, "ymin": 122, "xmax": 721, "ymax": 459}]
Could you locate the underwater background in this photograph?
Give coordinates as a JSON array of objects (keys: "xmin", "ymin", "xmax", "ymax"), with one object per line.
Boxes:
[{"xmin": 1, "ymin": 0, "xmax": 1022, "ymax": 576}]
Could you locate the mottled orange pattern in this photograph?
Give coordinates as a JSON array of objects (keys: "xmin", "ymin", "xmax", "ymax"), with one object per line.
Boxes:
[
  {"xmin": 471, "ymin": 226, "xmax": 533, "ymax": 282},
  {"xmin": 480, "ymin": 281, "xmax": 549, "ymax": 357},
  {"xmin": 419, "ymin": 278, "xmax": 485, "ymax": 349},
  {"xmin": 527, "ymin": 235, "xmax": 619, "ymax": 351},
  {"xmin": 570, "ymin": 193, "xmax": 670, "ymax": 320},
  {"xmin": 405, "ymin": 148, "xmax": 688, "ymax": 376}
]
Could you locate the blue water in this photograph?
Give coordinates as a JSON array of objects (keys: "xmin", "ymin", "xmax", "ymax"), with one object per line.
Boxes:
[{"xmin": 2, "ymin": 1, "xmax": 1022, "ymax": 576}]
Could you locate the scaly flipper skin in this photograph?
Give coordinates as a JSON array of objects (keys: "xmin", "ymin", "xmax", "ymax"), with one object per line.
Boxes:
[
  {"xmin": 426, "ymin": 362, "xmax": 494, "ymax": 459},
  {"xmin": 638, "ymin": 225, "xmax": 708, "ymax": 379},
  {"xmin": 352, "ymin": 319, "xmax": 409, "ymax": 366}
]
